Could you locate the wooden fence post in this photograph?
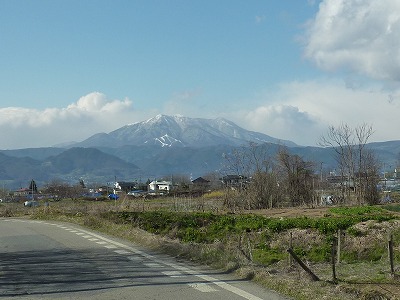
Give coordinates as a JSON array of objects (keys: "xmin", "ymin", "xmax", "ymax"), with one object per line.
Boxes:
[
  {"xmin": 331, "ymin": 236, "xmax": 337, "ymax": 282},
  {"xmin": 337, "ymin": 229, "xmax": 341, "ymax": 265},
  {"xmin": 288, "ymin": 232, "xmax": 293, "ymax": 267},
  {"xmin": 388, "ymin": 234, "xmax": 395, "ymax": 277},
  {"xmin": 287, "ymin": 248, "xmax": 320, "ymax": 281},
  {"xmin": 247, "ymin": 231, "xmax": 253, "ymax": 262}
]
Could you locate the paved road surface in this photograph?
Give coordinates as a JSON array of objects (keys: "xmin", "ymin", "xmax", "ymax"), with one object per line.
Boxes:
[{"xmin": 0, "ymin": 218, "xmax": 290, "ymax": 300}]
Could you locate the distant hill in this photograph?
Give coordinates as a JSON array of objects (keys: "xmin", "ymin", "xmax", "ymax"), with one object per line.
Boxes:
[
  {"xmin": 0, "ymin": 115, "xmax": 399, "ymax": 190},
  {"xmin": 0, "ymin": 148, "xmax": 141, "ymax": 189},
  {"xmin": 0, "ymin": 152, "xmax": 47, "ymax": 187},
  {"xmin": 97, "ymin": 144, "xmax": 238, "ymax": 178},
  {"xmin": 0, "ymin": 147, "xmax": 65, "ymax": 160},
  {"xmin": 45, "ymin": 147, "xmax": 141, "ymax": 175}
]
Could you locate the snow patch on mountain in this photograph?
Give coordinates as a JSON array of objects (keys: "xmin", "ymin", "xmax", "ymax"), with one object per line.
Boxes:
[{"xmin": 147, "ymin": 134, "xmax": 184, "ymax": 147}]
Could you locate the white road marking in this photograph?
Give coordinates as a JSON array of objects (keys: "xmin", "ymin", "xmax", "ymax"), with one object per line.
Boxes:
[
  {"xmin": 144, "ymin": 262, "xmax": 163, "ymax": 268},
  {"xmin": 162, "ymin": 271, "xmax": 183, "ymax": 277},
  {"xmin": 188, "ymin": 283, "xmax": 218, "ymax": 292},
  {"xmin": 96, "ymin": 241, "xmax": 107, "ymax": 245},
  {"xmin": 114, "ymin": 249, "xmax": 131, "ymax": 255},
  {"xmin": 127, "ymin": 256, "xmax": 142, "ymax": 261}
]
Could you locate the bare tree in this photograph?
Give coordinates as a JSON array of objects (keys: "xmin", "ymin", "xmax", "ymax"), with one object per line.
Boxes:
[
  {"xmin": 221, "ymin": 146, "xmax": 249, "ymax": 178},
  {"xmin": 360, "ymin": 150, "xmax": 381, "ymax": 205},
  {"xmin": 319, "ymin": 123, "xmax": 379, "ymax": 205},
  {"xmin": 202, "ymin": 172, "xmax": 223, "ymax": 190},
  {"xmin": 276, "ymin": 147, "xmax": 316, "ymax": 207},
  {"xmin": 245, "ymin": 143, "xmax": 281, "ymax": 209},
  {"xmin": 246, "ymin": 170, "xmax": 281, "ymax": 209},
  {"xmin": 320, "ymin": 124, "xmax": 355, "ymax": 202},
  {"xmin": 222, "ymin": 142, "xmax": 280, "ymax": 209},
  {"xmin": 43, "ymin": 179, "xmax": 85, "ymax": 200}
]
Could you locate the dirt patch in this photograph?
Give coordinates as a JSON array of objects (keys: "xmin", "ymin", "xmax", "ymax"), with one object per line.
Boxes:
[
  {"xmin": 249, "ymin": 205, "xmax": 400, "ymax": 219},
  {"xmin": 249, "ymin": 206, "xmax": 331, "ymax": 218}
]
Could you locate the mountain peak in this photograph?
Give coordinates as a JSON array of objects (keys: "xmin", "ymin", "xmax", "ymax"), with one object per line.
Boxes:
[
  {"xmin": 75, "ymin": 115, "xmax": 297, "ymax": 148},
  {"xmin": 145, "ymin": 114, "xmax": 183, "ymax": 124}
]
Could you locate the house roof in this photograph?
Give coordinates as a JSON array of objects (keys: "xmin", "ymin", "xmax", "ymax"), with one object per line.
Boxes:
[
  {"xmin": 149, "ymin": 180, "xmax": 172, "ymax": 185},
  {"xmin": 192, "ymin": 177, "xmax": 210, "ymax": 184},
  {"xmin": 221, "ymin": 175, "xmax": 247, "ymax": 180}
]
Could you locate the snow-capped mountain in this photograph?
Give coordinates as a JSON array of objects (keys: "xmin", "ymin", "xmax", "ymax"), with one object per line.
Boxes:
[{"xmin": 74, "ymin": 115, "xmax": 297, "ymax": 148}]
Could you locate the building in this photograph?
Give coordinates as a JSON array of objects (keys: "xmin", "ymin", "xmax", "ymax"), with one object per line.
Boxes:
[
  {"xmin": 191, "ymin": 177, "xmax": 210, "ymax": 188},
  {"xmin": 220, "ymin": 175, "xmax": 248, "ymax": 188},
  {"xmin": 114, "ymin": 181, "xmax": 137, "ymax": 193},
  {"xmin": 149, "ymin": 180, "xmax": 172, "ymax": 193}
]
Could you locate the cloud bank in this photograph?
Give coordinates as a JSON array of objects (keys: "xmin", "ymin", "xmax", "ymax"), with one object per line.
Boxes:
[
  {"xmin": 304, "ymin": 0, "xmax": 400, "ymax": 82},
  {"xmin": 0, "ymin": 82, "xmax": 399, "ymax": 150},
  {"xmin": 235, "ymin": 80, "xmax": 400, "ymax": 146},
  {"xmin": 0, "ymin": 92, "xmax": 138, "ymax": 149}
]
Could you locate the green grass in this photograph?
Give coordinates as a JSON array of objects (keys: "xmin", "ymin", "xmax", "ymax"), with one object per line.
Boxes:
[
  {"xmin": 97, "ymin": 207, "xmax": 400, "ymax": 268},
  {"xmin": 329, "ymin": 205, "xmax": 386, "ymax": 216},
  {"xmin": 252, "ymin": 246, "xmax": 286, "ymax": 265},
  {"xmin": 110, "ymin": 207, "xmax": 398, "ymax": 241},
  {"xmin": 381, "ymin": 204, "xmax": 400, "ymax": 212}
]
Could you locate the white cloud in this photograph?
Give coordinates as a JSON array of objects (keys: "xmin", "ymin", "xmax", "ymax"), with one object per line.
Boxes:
[
  {"xmin": 230, "ymin": 80, "xmax": 400, "ymax": 146},
  {"xmin": 0, "ymin": 92, "xmax": 138, "ymax": 149},
  {"xmin": 242, "ymin": 105, "xmax": 320, "ymax": 145},
  {"xmin": 65, "ymin": 92, "xmax": 132, "ymax": 115},
  {"xmin": 1, "ymin": 82, "xmax": 399, "ymax": 150},
  {"xmin": 304, "ymin": 0, "xmax": 400, "ymax": 81}
]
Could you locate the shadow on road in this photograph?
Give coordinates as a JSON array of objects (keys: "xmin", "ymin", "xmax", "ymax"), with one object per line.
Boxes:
[{"xmin": 0, "ymin": 248, "xmax": 244, "ymax": 298}]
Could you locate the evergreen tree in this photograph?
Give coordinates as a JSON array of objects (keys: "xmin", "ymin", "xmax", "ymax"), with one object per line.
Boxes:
[{"xmin": 29, "ymin": 179, "xmax": 38, "ymax": 193}]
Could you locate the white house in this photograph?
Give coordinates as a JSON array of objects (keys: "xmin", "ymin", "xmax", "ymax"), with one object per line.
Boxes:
[{"xmin": 149, "ymin": 180, "xmax": 172, "ymax": 192}]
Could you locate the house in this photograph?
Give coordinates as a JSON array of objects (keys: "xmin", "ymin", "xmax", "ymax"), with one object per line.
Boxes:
[
  {"xmin": 220, "ymin": 175, "xmax": 248, "ymax": 189},
  {"xmin": 149, "ymin": 180, "xmax": 172, "ymax": 193},
  {"xmin": 13, "ymin": 188, "xmax": 31, "ymax": 197},
  {"xmin": 114, "ymin": 181, "xmax": 138, "ymax": 193},
  {"xmin": 191, "ymin": 177, "xmax": 210, "ymax": 189},
  {"xmin": 191, "ymin": 177, "xmax": 210, "ymax": 185}
]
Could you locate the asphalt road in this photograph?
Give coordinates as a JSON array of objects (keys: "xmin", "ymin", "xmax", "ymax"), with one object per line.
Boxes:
[{"xmin": 0, "ymin": 218, "xmax": 290, "ymax": 300}]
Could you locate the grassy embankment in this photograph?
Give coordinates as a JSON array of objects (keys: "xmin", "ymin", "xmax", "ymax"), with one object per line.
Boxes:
[{"xmin": 2, "ymin": 196, "xmax": 400, "ymax": 300}]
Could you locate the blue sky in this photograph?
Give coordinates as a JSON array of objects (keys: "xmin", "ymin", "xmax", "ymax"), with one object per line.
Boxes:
[{"xmin": 1, "ymin": 0, "xmax": 400, "ymax": 149}]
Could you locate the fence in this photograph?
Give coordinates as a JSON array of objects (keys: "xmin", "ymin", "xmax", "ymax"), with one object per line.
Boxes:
[{"xmin": 286, "ymin": 228, "xmax": 398, "ymax": 283}]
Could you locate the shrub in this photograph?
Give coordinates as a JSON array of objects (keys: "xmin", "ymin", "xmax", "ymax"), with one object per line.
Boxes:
[
  {"xmin": 252, "ymin": 246, "xmax": 286, "ymax": 265},
  {"xmin": 346, "ymin": 226, "xmax": 364, "ymax": 237}
]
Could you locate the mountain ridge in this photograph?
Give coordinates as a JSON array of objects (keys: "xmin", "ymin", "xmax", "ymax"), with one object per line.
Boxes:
[
  {"xmin": 0, "ymin": 115, "xmax": 399, "ymax": 190},
  {"xmin": 72, "ymin": 114, "xmax": 297, "ymax": 148}
]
